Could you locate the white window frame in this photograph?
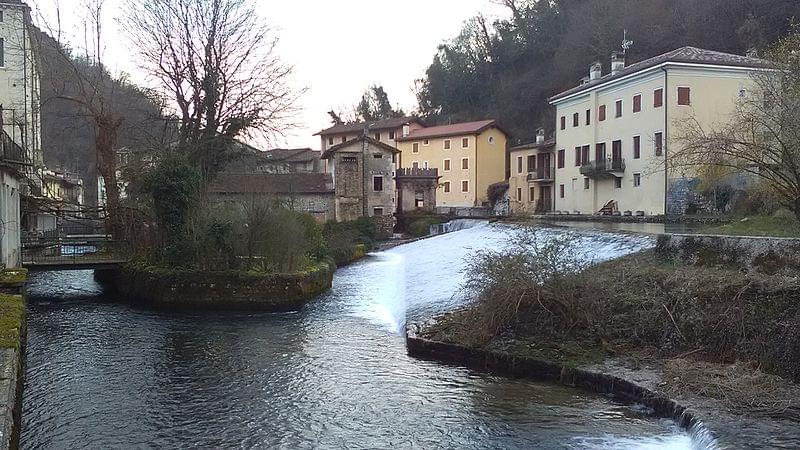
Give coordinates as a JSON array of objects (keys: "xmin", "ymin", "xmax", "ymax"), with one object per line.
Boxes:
[
  {"xmin": 412, "ymin": 142, "xmax": 419, "ymax": 153},
  {"xmin": 461, "ymin": 180, "xmax": 469, "ymax": 193},
  {"xmin": 488, "ymin": 135, "xmax": 495, "ymax": 144},
  {"xmin": 633, "ymin": 172, "xmax": 642, "ymax": 187},
  {"xmin": 677, "ymin": 86, "xmax": 692, "ymax": 106},
  {"xmin": 373, "ymin": 207, "xmax": 384, "ymax": 216},
  {"xmin": 654, "ymin": 130, "xmax": 664, "ymax": 156},
  {"xmin": 461, "ymin": 157, "xmax": 469, "ymax": 170},
  {"xmin": 443, "ymin": 158, "xmax": 451, "ymax": 171},
  {"xmin": 443, "ymin": 139, "xmax": 451, "ymax": 150},
  {"xmin": 423, "ymin": 139, "xmax": 430, "ymax": 146},
  {"xmin": 517, "ymin": 156, "xmax": 523, "ymax": 174},
  {"xmin": 372, "ymin": 175, "xmax": 384, "ymax": 192},
  {"xmin": 614, "ymin": 98, "xmax": 623, "ymax": 118},
  {"xmin": 654, "ymin": 87, "xmax": 664, "ymax": 108},
  {"xmin": 443, "ymin": 180, "xmax": 451, "ymax": 193},
  {"xmin": 516, "ymin": 187, "xmax": 522, "ymax": 201},
  {"xmin": 412, "ymin": 161, "xmax": 420, "ymax": 169},
  {"xmin": 423, "ymin": 161, "xmax": 429, "ymax": 169},
  {"xmin": 583, "ymin": 178, "xmax": 590, "ymax": 190},
  {"xmin": 632, "ymin": 134, "xmax": 641, "ymax": 159},
  {"xmin": 633, "ymin": 93, "xmax": 642, "ymax": 113},
  {"xmin": 461, "ymin": 137, "xmax": 469, "ymax": 148}
]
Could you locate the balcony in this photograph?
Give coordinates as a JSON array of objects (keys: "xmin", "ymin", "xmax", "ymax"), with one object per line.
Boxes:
[
  {"xmin": 535, "ymin": 197, "xmax": 552, "ymax": 213},
  {"xmin": 580, "ymin": 158, "xmax": 625, "ymax": 178},
  {"xmin": 526, "ymin": 166, "xmax": 555, "ymax": 183},
  {"xmin": 0, "ymin": 130, "xmax": 31, "ymax": 173}
]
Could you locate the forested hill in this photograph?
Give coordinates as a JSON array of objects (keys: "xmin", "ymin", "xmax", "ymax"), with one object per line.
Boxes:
[{"xmin": 415, "ymin": 0, "xmax": 800, "ymax": 145}]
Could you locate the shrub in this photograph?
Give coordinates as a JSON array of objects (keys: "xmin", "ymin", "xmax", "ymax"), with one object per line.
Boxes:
[
  {"xmin": 142, "ymin": 156, "xmax": 201, "ymax": 241},
  {"xmin": 407, "ymin": 217, "xmax": 446, "ymax": 237}
]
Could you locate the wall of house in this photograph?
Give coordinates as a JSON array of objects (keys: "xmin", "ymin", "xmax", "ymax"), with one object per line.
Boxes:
[
  {"xmin": 508, "ymin": 147, "xmax": 554, "ymax": 214},
  {"xmin": 396, "ymin": 177, "xmax": 438, "ymax": 213},
  {"xmin": 320, "ymin": 123, "xmax": 424, "ymax": 153},
  {"xmin": 0, "ymin": 169, "xmax": 21, "ymax": 267},
  {"xmin": 331, "ymin": 141, "xmax": 395, "ymax": 221},
  {"xmin": 397, "ymin": 127, "xmax": 507, "ymax": 208},
  {"xmin": 0, "ymin": 3, "xmax": 41, "ymax": 169}
]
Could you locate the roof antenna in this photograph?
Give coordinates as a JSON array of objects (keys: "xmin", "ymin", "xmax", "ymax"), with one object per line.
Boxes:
[{"xmin": 622, "ymin": 29, "xmax": 634, "ymax": 55}]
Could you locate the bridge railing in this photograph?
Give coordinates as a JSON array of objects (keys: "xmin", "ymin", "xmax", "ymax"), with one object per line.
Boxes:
[{"xmin": 22, "ymin": 238, "xmax": 130, "ymax": 267}]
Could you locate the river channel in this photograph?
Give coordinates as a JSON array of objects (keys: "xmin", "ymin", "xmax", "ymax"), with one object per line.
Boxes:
[{"xmin": 22, "ymin": 223, "xmax": 706, "ymax": 449}]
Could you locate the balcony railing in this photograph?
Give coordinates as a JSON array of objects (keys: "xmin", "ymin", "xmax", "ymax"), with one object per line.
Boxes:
[
  {"xmin": 535, "ymin": 198, "xmax": 552, "ymax": 213},
  {"xmin": 0, "ymin": 131, "xmax": 31, "ymax": 169},
  {"xmin": 526, "ymin": 166, "xmax": 555, "ymax": 182},
  {"xmin": 579, "ymin": 158, "xmax": 625, "ymax": 178}
]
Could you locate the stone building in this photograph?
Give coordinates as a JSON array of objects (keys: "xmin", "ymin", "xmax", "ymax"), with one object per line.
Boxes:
[
  {"xmin": 321, "ymin": 135, "xmax": 397, "ymax": 231},
  {"xmin": 315, "ymin": 116, "xmax": 423, "ymax": 153},
  {"xmin": 395, "ymin": 168, "xmax": 440, "ymax": 214}
]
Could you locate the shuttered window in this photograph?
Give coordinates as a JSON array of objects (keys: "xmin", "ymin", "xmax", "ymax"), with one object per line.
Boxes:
[
  {"xmin": 633, "ymin": 94, "xmax": 642, "ymax": 113},
  {"xmin": 654, "ymin": 88, "xmax": 663, "ymax": 108},
  {"xmin": 598, "ymin": 105, "xmax": 606, "ymax": 121},
  {"xmin": 557, "ymin": 149, "xmax": 565, "ymax": 168},
  {"xmin": 678, "ymin": 87, "xmax": 691, "ymax": 106}
]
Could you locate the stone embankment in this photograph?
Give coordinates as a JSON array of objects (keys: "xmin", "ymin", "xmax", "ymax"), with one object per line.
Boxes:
[
  {"xmin": 0, "ymin": 269, "xmax": 27, "ymax": 450},
  {"xmin": 116, "ymin": 263, "xmax": 334, "ymax": 311},
  {"xmin": 656, "ymin": 233, "xmax": 800, "ymax": 272}
]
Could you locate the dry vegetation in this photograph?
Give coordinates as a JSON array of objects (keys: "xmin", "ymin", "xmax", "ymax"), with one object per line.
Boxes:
[{"xmin": 423, "ymin": 227, "xmax": 800, "ymax": 415}]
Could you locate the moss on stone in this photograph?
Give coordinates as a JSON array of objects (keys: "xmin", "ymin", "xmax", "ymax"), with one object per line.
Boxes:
[
  {"xmin": 0, "ymin": 294, "xmax": 24, "ymax": 348},
  {"xmin": 0, "ymin": 268, "xmax": 28, "ymax": 286}
]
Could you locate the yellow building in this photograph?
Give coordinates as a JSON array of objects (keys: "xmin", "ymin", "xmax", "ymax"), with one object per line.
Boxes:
[
  {"xmin": 548, "ymin": 47, "xmax": 771, "ymax": 216},
  {"xmin": 508, "ymin": 130, "xmax": 555, "ymax": 215},
  {"xmin": 395, "ymin": 120, "xmax": 508, "ymax": 208}
]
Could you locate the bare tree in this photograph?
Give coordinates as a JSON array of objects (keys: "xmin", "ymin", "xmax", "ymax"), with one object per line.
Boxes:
[
  {"xmin": 671, "ymin": 31, "xmax": 800, "ymax": 219},
  {"xmin": 123, "ymin": 0, "xmax": 302, "ymax": 181}
]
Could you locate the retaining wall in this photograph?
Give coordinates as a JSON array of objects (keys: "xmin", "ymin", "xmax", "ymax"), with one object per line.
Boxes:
[
  {"xmin": 656, "ymin": 234, "xmax": 800, "ymax": 273},
  {"xmin": 0, "ymin": 269, "xmax": 27, "ymax": 450},
  {"xmin": 116, "ymin": 263, "xmax": 334, "ymax": 311}
]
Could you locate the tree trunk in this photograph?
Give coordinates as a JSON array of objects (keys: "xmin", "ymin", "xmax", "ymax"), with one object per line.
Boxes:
[{"xmin": 95, "ymin": 114, "xmax": 123, "ymax": 239}]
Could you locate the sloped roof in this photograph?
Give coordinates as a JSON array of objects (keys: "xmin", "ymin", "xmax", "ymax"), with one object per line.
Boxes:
[
  {"xmin": 262, "ymin": 148, "xmax": 320, "ymax": 163},
  {"xmin": 395, "ymin": 119, "xmax": 506, "ymax": 141},
  {"xmin": 509, "ymin": 139, "xmax": 555, "ymax": 152},
  {"xmin": 320, "ymin": 135, "xmax": 401, "ymax": 159},
  {"xmin": 315, "ymin": 116, "xmax": 421, "ymax": 136},
  {"xmin": 550, "ymin": 46, "xmax": 773, "ymax": 103},
  {"xmin": 208, "ymin": 173, "xmax": 334, "ymax": 195}
]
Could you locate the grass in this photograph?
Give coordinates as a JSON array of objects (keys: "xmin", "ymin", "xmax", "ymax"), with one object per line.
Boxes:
[
  {"xmin": 700, "ymin": 215, "xmax": 800, "ymax": 237},
  {"xmin": 0, "ymin": 268, "xmax": 28, "ymax": 285},
  {"xmin": 0, "ymin": 294, "xmax": 24, "ymax": 348}
]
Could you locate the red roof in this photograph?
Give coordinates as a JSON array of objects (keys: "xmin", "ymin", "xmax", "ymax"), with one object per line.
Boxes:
[{"xmin": 396, "ymin": 119, "xmax": 504, "ymax": 141}]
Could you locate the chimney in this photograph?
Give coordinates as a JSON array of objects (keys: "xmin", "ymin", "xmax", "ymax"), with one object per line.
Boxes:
[
  {"xmin": 402, "ymin": 124, "xmax": 410, "ymax": 137},
  {"xmin": 579, "ymin": 76, "xmax": 590, "ymax": 85},
  {"xmin": 611, "ymin": 51, "xmax": 625, "ymax": 75},
  {"xmin": 589, "ymin": 61, "xmax": 602, "ymax": 81},
  {"xmin": 746, "ymin": 48, "xmax": 758, "ymax": 58},
  {"xmin": 536, "ymin": 128, "xmax": 545, "ymax": 144}
]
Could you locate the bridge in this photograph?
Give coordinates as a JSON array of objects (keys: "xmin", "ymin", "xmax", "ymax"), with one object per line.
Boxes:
[{"xmin": 21, "ymin": 221, "xmax": 131, "ymax": 271}]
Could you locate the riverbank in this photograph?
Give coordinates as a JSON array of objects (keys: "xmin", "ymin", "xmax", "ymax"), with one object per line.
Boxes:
[
  {"xmin": 409, "ymin": 233, "xmax": 800, "ymax": 447},
  {"xmin": 0, "ymin": 269, "xmax": 27, "ymax": 450}
]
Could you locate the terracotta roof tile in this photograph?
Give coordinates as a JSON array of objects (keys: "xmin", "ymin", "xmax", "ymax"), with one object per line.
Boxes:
[
  {"xmin": 315, "ymin": 116, "xmax": 421, "ymax": 136},
  {"xmin": 395, "ymin": 119, "xmax": 504, "ymax": 141}
]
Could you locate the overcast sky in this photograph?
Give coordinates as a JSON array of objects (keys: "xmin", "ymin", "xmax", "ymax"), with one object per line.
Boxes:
[{"xmin": 29, "ymin": 0, "xmax": 508, "ymax": 149}]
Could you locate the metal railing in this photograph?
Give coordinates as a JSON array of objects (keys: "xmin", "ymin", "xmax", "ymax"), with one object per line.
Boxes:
[
  {"xmin": 22, "ymin": 238, "xmax": 129, "ymax": 267},
  {"xmin": 0, "ymin": 131, "xmax": 31, "ymax": 167},
  {"xmin": 579, "ymin": 158, "xmax": 625, "ymax": 177},
  {"xmin": 526, "ymin": 166, "xmax": 555, "ymax": 182},
  {"xmin": 535, "ymin": 198, "xmax": 553, "ymax": 213}
]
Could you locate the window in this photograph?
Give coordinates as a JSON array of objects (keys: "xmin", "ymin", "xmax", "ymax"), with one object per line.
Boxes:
[
  {"xmin": 341, "ymin": 136, "xmax": 346, "ymax": 143},
  {"xmin": 412, "ymin": 161, "xmax": 419, "ymax": 169},
  {"xmin": 678, "ymin": 87, "xmax": 691, "ymax": 106},
  {"xmin": 443, "ymin": 159, "xmax": 451, "ymax": 171},
  {"xmin": 527, "ymin": 155, "xmax": 536, "ymax": 172},
  {"xmin": 557, "ymin": 149, "xmax": 565, "ymax": 168},
  {"xmin": 599, "ymin": 105, "xmax": 606, "ymax": 121},
  {"xmin": 559, "ymin": 184, "xmax": 565, "ymax": 198},
  {"xmin": 389, "ymin": 130, "xmax": 395, "ymax": 139},
  {"xmin": 612, "ymin": 140, "xmax": 622, "ymax": 162},
  {"xmin": 373, "ymin": 153, "xmax": 383, "ymax": 159},
  {"xmin": 573, "ymin": 112, "xmax": 579, "ymax": 127},
  {"xmin": 633, "ymin": 173, "xmax": 642, "ymax": 187},
  {"xmin": 342, "ymin": 156, "xmax": 357, "ymax": 163},
  {"xmin": 373, "ymin": 207, "xmax": 384, "ymax": 216},
  {"xmin": 633, "ymin": 94, "xmax": 642, "ymax": 113},
  {"xmin": 412, "ymin": 142, "xmax": 419, "ymax": 153},
  {"xmin": 443, "ymin": 181, "xmax": 451, "ymax": 193},
  {"xmin": 654, "ymin": 88, "xmax": 663, "ymax": 108},
  {"xmin": 517, "ymin": 156, "xmax": 523, "ymax": 174},
  {"xmin": 595, "ymin": 142, "xmax": 606, "ymax": 161},
  {"xmin": 654, "ymin": 132, "xmax": 663, "ymax": 156},
  {"xmin": 423, "ymin": 161, "xmax": 429, "ymax": 169},
  {"xmin": 614, "ymin": 177, "xmax": 622, "ymax": 189},
  {"xmin": 0, "ymin": 11, "xmax": 4, "ymax": 22},
  {"xmin": 560, "ymin": 116, "xmax": 566, "ymax": 130},
  {"xmin": 444, "ymin": 139, "xmax": 451, "ymax": 150},
  {"xmin": 585, "ymin": 109, "xmax": 591, "ymax": 126},
  {"xmin": 462, "ymin": 137, "xmax": 469, "ymax": 148},
  {"xmin": 583, "ymin": 178, "xmax": 590, "ymax": 190},
  {"xmin": 574, "ymin": 147, "xmax": 581, "ymax": 167},
  {"xmin": 517, "ymin": 187, "xmax": 522, "ymax": 201},
  {"xmin": 423, "ymin": 139, "xmax": 429, "ymax": 146},
  {"xmin": 615, "ymin": 99, "xmax": 623, "ymax": 118},
  {"xmin": 328, "ymin": 137, "xmax": 334, "ymax": 145},
  {"xmin": 461, "ymin": 180, "xmax": 469, "ymax": 192},
  {"xmin": 374, "ymin": 133, "xmax": 381, "ymax": 140},
  {"xmin": 0, "ymin": 38, "xmax": 3, "ymax": 67},
  {"xmin": 488, "ymin": 136, "xmax": 495, "ymax": 144},
  {"xmin": 529, "ymin": 186, "xmax": 535, "ymax": 201},
  {"xmin": 581, "ymin": 145, "xmax": 589, "ymax": 165},
  {"xmin": 461, "ymin": 157, "xmax": 469, "ymax": 170},
  {"xmin": 633, "ymin": 136, "xmax": 641, "ymax": 159},
  {"xmin": 373, "ymin": 175, "xmax": 384, "ymax": 192}
]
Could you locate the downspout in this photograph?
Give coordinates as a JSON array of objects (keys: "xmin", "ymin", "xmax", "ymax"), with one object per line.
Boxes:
[
  {"xmin": 362, "ymin": 133, "xmax": 369, "ymax": 217},
  {"xmin": 662, "ymin": 67, "xmax": 669, "ymax": 216}
]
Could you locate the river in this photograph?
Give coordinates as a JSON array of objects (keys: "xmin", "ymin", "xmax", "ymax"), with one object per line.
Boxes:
[{"xmin": 22, "ymin": 222, "xmax": 704, "ymax": 449}]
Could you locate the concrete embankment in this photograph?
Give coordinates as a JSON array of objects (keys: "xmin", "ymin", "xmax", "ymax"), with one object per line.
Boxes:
[
  {"xmin": 656, "ymin": 233, "xmax": 800, "ymax": 272},
  {"xmin": 0, "ymin": 269, "xmax": 27, "ymax": 450}
]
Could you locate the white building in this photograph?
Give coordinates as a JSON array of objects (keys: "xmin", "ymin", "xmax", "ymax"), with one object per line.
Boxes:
[{"xmin": 549, "ymin": 47, "xmax": 771, "ymax": 216}]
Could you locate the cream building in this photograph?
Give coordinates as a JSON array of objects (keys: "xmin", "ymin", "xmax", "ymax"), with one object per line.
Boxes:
[
  {"xmin": 549, "ymin": 47, "xmax": 771, "ymax": 216},
  {"xmin": 395, "ymin": 119, "xmax": 508, "ymax": 208},
  {"xmin": 508, "ymin": 130, "xmax": 555, "ymax": 214}
]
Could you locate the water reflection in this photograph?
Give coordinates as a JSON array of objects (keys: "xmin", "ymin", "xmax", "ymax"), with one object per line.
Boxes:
[{"xmin": 22, "ymin": 224, "xmax": 698, "ymax": 449}]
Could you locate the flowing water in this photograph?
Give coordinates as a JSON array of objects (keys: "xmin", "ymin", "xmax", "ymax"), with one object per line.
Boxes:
[{"xmin": 22, "ymin": 222, "xmax": 707, "ymax": 449}]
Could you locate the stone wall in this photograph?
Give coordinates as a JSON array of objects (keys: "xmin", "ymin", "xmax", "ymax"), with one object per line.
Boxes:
[
  {"xmin": 0, "ymin": 269, "xmax": 27, "ymax": 450},
  {"xmin": 116, "ymin": 263, "xmax": 334, "ymax": 311},
  {"xmin": 656, "ymin": 234, "xmax": 800, "ymax": 273}
]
